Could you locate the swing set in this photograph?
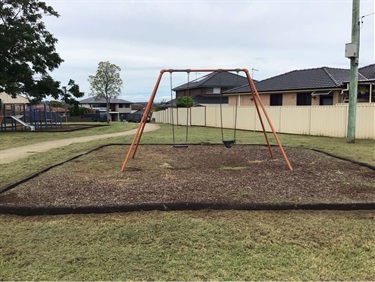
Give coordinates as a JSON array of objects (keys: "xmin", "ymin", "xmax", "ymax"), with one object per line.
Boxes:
[{"xmin": 120, "ymin": 68, "xmax": 293, "ymax": 172}]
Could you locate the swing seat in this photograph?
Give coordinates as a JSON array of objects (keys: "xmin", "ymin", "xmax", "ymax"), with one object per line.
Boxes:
[{"xmin": 223, "ymin": 140, "xmax": 235, "ymax": 148}]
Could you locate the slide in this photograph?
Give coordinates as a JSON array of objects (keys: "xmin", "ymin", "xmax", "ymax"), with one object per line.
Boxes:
[{"xmin": 10, "ymin": 115, "xmax": 35, "ymax": 131}]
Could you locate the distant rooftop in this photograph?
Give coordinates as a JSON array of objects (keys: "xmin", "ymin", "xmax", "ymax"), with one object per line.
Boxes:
[
  {"xmin": 173, "ymin": 71, "xmax": 249, "ymax": 91},
  {"xmin": 359, "ymin": 63, "xmax": 375, "ymax": 79}
]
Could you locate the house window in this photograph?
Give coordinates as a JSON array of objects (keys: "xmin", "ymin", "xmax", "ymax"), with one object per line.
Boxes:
[
  {"xmin": 297, "ymin": 93, "xmax": 311, "ymax": 106},
  {"xmin": 206, "ymin": 87, "xmax": 221, "ymax": 94},
  {"xmin": 213, "ymin": 87, "xmax": 221, "ymax": 94},
  {"xmin": 270, "ymin": 94, "xmax": 283, "ymax": 106},
  {"xmin": 319, "ymin": 94, "xmax": 333, "ymax": 105},
  {"xmin": 91, "ymin": 103, "xmax": 106, "ymax": 108},
  {"xmin": 311, "ymin": 91, "xmax": 333, "ymax": 105}
]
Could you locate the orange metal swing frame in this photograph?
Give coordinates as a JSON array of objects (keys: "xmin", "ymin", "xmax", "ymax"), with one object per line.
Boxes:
[{"xmin": 120, "ymin": 68, "xmax": 293, "ymax": 172}]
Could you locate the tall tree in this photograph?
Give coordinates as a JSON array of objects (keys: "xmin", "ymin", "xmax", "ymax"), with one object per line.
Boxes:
[
  {"xmin": 88, "ymin": 61, "xmax": 123, "ymax": 123},
  {"xmin": 61, "ymin": 79, "xmax": 84, "ymax": 106},
  {"xmin": 61, "ymin": 79, "xmax": 84, "ymax": 121},
  {"xmin": 0, "ymin": 0, "xmax": 64, "ymax": 100}
]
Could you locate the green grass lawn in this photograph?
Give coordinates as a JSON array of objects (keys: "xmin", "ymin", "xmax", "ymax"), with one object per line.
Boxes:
[
  {"xmin": 1, "ymin": 210, "xmax": 375, "ymax": 280},
  {"xmin": 1, "ymin": 122, "xmax": 375, "ymax": 280}
]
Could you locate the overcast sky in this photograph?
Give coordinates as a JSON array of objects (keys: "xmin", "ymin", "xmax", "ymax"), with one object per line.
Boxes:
[{"xmin": 44, "ymin": 0, "xmax": 375, "ymax": 102}]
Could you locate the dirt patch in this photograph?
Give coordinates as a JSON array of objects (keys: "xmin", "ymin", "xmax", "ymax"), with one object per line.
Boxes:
[{"xmin": 0, "ymin": 145, "xmax": 374, "ymax": 207}]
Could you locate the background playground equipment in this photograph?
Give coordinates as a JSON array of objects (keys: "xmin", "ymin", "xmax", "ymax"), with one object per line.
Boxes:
[{"xmin": 0, "ymin": 101, "xmax": 63, "ymax": 131}]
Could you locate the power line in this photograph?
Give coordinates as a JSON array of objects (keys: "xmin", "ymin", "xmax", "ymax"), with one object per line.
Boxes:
[{"xmin": 361, "ymin": 12, "xmax": 375, "ymax": 19}]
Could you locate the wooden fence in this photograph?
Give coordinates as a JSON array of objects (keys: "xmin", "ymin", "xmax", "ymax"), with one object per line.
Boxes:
[{"xmin": 152, "ymin": 104, "xmax": 375, "ymax": 139}]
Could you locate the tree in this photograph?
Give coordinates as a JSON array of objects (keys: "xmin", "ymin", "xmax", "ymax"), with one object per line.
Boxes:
[
  {"xmin": 176, "ymin": 96, "xmax": 194, "ymax": 107},
  {"xmin": 0, "ymin": 0, "xmax": 64, "ymax": 100},
  {"xmin": 49, "ymin": 100, "xmax": 63, "ymax": 108},
  {"xmin": 61, "ymin": 79, "xmax": 84, "ymax": 105},
  {"xmin": 88, "ymin": 61, "xmax": 123, "ymax": 123},
  {"xmin": 61, "ymin": 79, "xmax": 84, "ymax": 121}
]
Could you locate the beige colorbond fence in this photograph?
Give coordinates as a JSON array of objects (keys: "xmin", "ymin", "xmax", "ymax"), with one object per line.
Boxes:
[{"xmin": 152, "ymin": 104, "xmax": 375, "ymax": 139}]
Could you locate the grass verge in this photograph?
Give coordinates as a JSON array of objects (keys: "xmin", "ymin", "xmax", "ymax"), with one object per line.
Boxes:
[{"xmin": 1, "ymin": 210, "xmax": 374, "ymax": 280}]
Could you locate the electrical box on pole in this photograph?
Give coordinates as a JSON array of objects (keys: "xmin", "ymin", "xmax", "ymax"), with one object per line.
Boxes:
[{"xmin": 345, "ymin": 43, "xmax": 358, "ymax": 58}]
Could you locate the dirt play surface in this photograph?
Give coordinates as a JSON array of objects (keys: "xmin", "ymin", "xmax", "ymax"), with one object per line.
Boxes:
[{"xmin": 1, "ymin": 145, "xmax": 374, "ymax": 208}]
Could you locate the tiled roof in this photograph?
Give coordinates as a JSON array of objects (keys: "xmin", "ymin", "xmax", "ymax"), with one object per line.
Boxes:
[
  {"xmin": 359, "ymin": 63, "xmax": 375, "ymax": 79},
  {"xmin": 225, "ymin": 66, "xmax": 368, "ymax": 94},
  {"xmin": 79, "ymin": 97, "xmax": 132, "ymax": 104},
  {"xmin": 173, "ymin": 71, "xmax": 249, "ymax": 91}
]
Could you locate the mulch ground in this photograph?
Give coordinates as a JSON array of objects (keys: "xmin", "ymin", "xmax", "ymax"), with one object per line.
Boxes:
[{"xmin": 0, "ymin": 145, "xmax": 374, "ymax": 207}]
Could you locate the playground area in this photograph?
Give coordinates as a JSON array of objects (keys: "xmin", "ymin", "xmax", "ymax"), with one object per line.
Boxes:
[
  {"xmin": 0, "ymin": 101, "xmax": 63, "ymax": 131},
  {"xmin": 1, "ymin": 144, "xmax": 374, "ymax": 209}
]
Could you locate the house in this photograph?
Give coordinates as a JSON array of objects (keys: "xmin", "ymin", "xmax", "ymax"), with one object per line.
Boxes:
[
  {"xmin": 356, "ymin": 64, "xmax": 375, "ymax": 102},
  {"xmin": 120, "ymin": 103, "xmax": 150, "ymax": 122},
  {"xmin": 171, "ymin": 71, "xmax": 249, "ymax": 106},
  {"xmin": 225, "ymin": 65, "xmax": 375, "ymax": 106},
  {"xmin": 0, "ymin": 92, "xmax": 30, "ymax": 105},
  {"xmin": 79, "ymin": 97, "xmax": 132, "ymax": 121},
  {"xmin": 0, "ymin": 91, "xmax": 30, "ymax": 121},
  {"xmin": 34, "ymin": 103, "xmax": 66, "ymax": 114}
]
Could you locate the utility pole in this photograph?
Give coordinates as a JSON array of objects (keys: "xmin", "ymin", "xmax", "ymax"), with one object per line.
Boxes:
[{"xmin": 346, "ymin": 0, "xmax": 360, "ymax": 143}]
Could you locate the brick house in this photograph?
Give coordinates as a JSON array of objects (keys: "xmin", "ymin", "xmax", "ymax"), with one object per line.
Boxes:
[
  {"xmin": 225, "ymin": 64, "xmax": 375, "ymax": 106},
  {"xmin": 171, "ymin": 71, "xmax": 249, "ymax": 106}
]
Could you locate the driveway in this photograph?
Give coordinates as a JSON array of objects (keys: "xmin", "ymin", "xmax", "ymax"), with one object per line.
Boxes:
[{"xmin": 0, "ymin": 123, "xmax": 160, "ymax": 164}]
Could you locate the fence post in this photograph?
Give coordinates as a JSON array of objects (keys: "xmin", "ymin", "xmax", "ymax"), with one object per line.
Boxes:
[
  {"xmin": 11, "ymin": 104, "xmax": 15, "ymax": 131},
  {"xmin": 44, "ymin": 103, "xmax": 47, "ymax": 128}
]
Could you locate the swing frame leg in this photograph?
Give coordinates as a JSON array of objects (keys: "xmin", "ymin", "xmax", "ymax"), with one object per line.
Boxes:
[
  {"xmin": 120, "ymin": 70, "xmax": 164, "ymax": 172},
  {"xmin": 244, "ymin": 70, "xmax": 293, "ymax": 171}
]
